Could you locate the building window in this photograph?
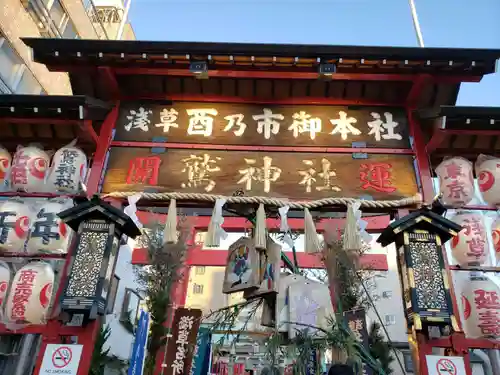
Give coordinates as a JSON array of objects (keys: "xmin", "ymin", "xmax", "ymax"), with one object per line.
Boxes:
[
  {"xmin": 402, "ymin": 351, "xmax": 414, "ymax": 372},
  {"xmin": 195, "ymin": 266, "xmax": 206, "ymax": 275},
  {"xmin": 106, "ymin": 275, "xmax": 120, "ymax": 314},
  {"xmin": 120, "ymin": 288, "xmax": 142, "ymax": 323},
  {"xmin": 382, "ymin": 290, "xmax": 392, "ymax": 299},
  {"xmin": 23, "ymin": 0, "xmax": 80, "ymax": 39},
  {"xmin": 0, "ymin": 36, "xmax": 43, "ymax": 94},
  {"xmin": 0, "ymin": 34, "xmax": 42, "ymax": 95},
  {"xmin": 193, "ymin": 284, "xmax": 204, "ymax": 294},
  {"xmin": 384, "ymin": 314, "xmax": 396, "ymax": 326}
]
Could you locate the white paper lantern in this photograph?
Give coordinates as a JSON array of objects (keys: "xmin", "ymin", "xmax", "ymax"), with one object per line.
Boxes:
[
  {"xmin": 0, "ymin": 146, "xmax": 11, "ymax": 191},
  {"xmin": 0, "ymin": 262, "xmax": 11, "ymax": 309},
  {"xmin": 450, "ymin": 213, "xmax": 490, "ymax": 266},
  {"xmin": 461, "ymin": 273, "xmax": 500, "ymax": 339},
  {"xmin": 47, "ymin": 145, "xmax": 87, "ymax": 194},
  {"xmin": 26, "ymin": 200, "xmax": 72, "ymax": 254},
  {"xmin": 491, "ymin": 218, "xmax": 500, "ymax": 265},
  {"xmin": 435, "ymin": 157, "xmax": 475, "ymax": 207},
  {"xmin": 6, "ymin": 262, "xmax": 54, "ymax": 324},
  {"xmin": 0, "ymin": 199, "xmax": 35, "ymax": 253},
  {"xmin": 476, "ymin": 154, "xmax": 500, "ymax": 206},
  {"xmin": 10, "ymin": 146, "xmax": 50, "ymax": 192}
]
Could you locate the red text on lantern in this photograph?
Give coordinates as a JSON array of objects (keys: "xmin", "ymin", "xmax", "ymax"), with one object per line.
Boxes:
[
  {"xmin": 10, "ymin": 151, "xmax": 29, "ymax": 185},
  {"xmin": 444, "ymin": 162, "xmax": 463, "ymax": 180},
  {"xmin": 474, "ymin": 289, "xmax": 500, "ymax": 336},
  {"xmin": 11, "ymin": 269, "xmax": 37, "ymax": 321}
]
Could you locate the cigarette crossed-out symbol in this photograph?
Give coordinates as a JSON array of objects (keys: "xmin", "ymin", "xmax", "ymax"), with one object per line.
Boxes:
[
  {"xmin": 436, "ymin": 358, "xmax": 457, "ymax": 375},
  {"xmin": 52, "ymin": 346, "xmax": 72, "ymax": 368}
]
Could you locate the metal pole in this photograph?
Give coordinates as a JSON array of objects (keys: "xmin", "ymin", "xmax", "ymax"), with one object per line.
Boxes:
[
  {"xmin": 408, "ymin": 0, "xmax": 425, "ymax": 47},
  {"xmin": 117, "ymin": 0, "xmax": 133, "ymax": 40}
]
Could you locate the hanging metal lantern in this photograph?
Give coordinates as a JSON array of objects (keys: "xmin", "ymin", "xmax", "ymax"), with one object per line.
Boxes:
[
  {"xmin": 476, "ymin": 154, "xmax": 500, "ymax": 206},
  {"xmin": 450, "ymin": 212, "xmax": 490, "ymax": 266},
  {"xmin": 377, "ymin": 207, "xmax": 462, "ymax": 331},
  {"xmin": 460, "ymin": 272, "xmax": 500, "ymax": 339},
  {"xmin": 435, "ymin": 157, "xmax": 475, "ymax": 207},
  {"xmin": 5, "ymin": 262, "xmax": 54, "ymax": 324},
  {"xmin": 58, "ymin": 195, "xmax": 141, "ymax": 322}
]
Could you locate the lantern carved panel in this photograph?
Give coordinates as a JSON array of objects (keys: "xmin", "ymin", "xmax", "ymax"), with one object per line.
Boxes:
[
  {"xmin": 65, "ymin": 227, "xmax": 108, "ymax": 297},
  {"xmin": 399, "ymin": 231, "xmax": 456, "ymax": 330},
  {"xmin": 62, "ymin": 219, "xmax": 113, "ymax": 319},
  {"xmin": 408, "ymin": 238, "xmax": 448, "ymax": 310}
]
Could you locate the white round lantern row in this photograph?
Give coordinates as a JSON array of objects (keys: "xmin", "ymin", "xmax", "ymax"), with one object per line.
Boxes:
[
  {"xmin": 450, "ymin": 213, "xmax": 490, "ymax": 267},
  {"xmin": 436, "ymin": 154, "xmax": 500, "ymax": 207},
  {"xmin": 0, "ymin": 199, "xmax": 72, "ymax": 254},
  {"xmin": 3, "ymin": 144, "xmax": 87, "ymax": 194},
  {"xmin": 460, "ymin": 273, "xmax": 500, "ymax": 340},
  {"xmin": 4, "ymin": 262, "xmax": 55, "ymax": 325}
]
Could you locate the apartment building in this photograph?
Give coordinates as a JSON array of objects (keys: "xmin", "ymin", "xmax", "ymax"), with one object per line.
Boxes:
[
  {"xmin": 0, "ymin": 2, "xmax": 137, "ymax": 373},
  {"xmin": 0, "ymin": 0, "xmax": 135, "ymax": 95}
]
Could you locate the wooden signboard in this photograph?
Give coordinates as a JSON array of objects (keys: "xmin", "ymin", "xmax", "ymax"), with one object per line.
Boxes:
[
  {"xmin": 164, "ymin": 307, "xmax": 202, "ymax": 375},
  {"xmin": 115, "ymin": 101, "xmax": 410, "ymax": 149},
  {"xmin": 101, "ymin": 147, "xmax": 418, "ymax": 201}
]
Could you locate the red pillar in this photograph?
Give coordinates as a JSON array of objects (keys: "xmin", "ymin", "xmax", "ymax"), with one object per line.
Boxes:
[
  {"xmin": 32, "ymin": 103, "xmax": 120, "ymax": 375},
  {"xmin": 153, "ymin": 245, "xmax": 193, "ymax": 374}
]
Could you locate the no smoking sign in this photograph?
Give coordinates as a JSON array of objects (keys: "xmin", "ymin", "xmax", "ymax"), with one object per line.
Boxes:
[
  {"xmin": 52, "ymin": 346, "xmax": 73, "ymax": 368},
  {"xmin": 41, "ymin": 344, "xmax": 83, "ymax": 374},
  {"xmin": 426, "ymin": 355, "xmax": 466, "ymax": 375}
]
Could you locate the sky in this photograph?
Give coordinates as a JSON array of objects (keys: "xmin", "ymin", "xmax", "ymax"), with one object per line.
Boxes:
[{"xmin": 128, "ymin": 0, "xmax": 500, "ymax": 107}]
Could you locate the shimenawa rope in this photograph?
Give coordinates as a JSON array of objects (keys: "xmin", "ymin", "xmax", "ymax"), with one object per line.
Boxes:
[{"xmin": 104, "ymin": 191, "xmax": 422, "ymax": 209}]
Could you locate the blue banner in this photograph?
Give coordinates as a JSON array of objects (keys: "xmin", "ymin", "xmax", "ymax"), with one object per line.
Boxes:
[
  {"xmin": 306, "ymin": 349, "xmax": 317, "ymax": 375},
  {"xmin": 128, "ymin": 310, "xmax": 150, "ymax": 375},
  {"xmin": 191, "ymin": 327, "xmax": 212, "ymax": 375}
]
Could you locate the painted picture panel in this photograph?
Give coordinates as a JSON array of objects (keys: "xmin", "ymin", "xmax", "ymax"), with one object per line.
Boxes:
[
  {"xmin": 115, "ymin": 101, "xmax": 410, "ymax": 148},
  {"xmin": 102, "ymin": 147, "xmax": 418, "ymax": 201}
]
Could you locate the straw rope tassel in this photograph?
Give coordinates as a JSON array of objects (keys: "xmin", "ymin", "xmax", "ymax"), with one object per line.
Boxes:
[
  {"xmin": 205, "ymin": 204, "xmax": 221, "ymax": 247},
  {"xmin": 254, "ymin": 203, "xmax": 267, "ymax": 250},
  {"xmin": 304, "ymin": 208, "xmax": 321, "ymax": 254},
  {"xmin": 163, "ymin": 199, "xmax": 177, "ymax": 244},
  {"xmin": 343, "ymin": 203, "xmax": 361, "ymax": 251}
]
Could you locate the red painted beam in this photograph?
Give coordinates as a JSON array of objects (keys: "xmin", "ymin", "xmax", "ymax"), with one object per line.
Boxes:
[
  {"xmin": 110, "ymin": 67, "xmax": 483, "ymax": 83},
  {"xmin": 86, "ymin": 102, "xmax": 120, "ymax": 194},
  {"xmin": 427, "ymin": 336, "xmax": 500, "ymax": 350},
  {"xmin": 405, "ymin": 74, "xmax": 432, "ymax": 107},
  {"xmin": 425, "ymin": 129, "xmax": 447, "ymax": 154},
  {"xmin": 407, "ymin": 108, "xmax": 434, "ymax": 203},
  {"xmin": 132, "ymin": 213, "xmax": 390, "ymax": 269},
  {"xmin": 0, "ymin": 118, "xmax": 82, "ymax": 125},
  {"xmin": 98, "ymin": 67, "xmax": 121, "ymax": 99},
  {"xmin": 83, "ymin": 119, "xmax": 99, "ymax": 144},
  {"xmin": 111, "ymin": 141, "xmax": 414, "ymax": 155},
  {"xmin": 119, "ymin": 94, "xmax": 405, "ymax": 107},
  {"xmin": 113, "ymin": 68, "xmax": 420, "ymax": 81},
  {"xmin": 135, "ymin": 212, "xmax": 390, "ymax": 231},
  {"xmin": 132, "ymin": 246, "xmax": 388, "ymax": 270},
  {"xmin": 0, "ymin": 324, "xmax": 85, "ymax": 336}
]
